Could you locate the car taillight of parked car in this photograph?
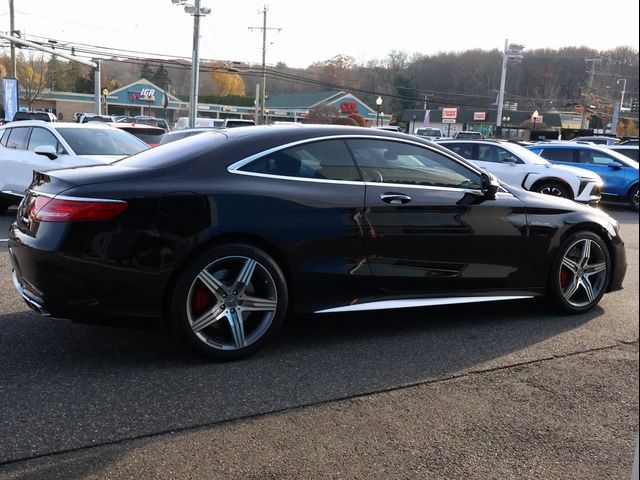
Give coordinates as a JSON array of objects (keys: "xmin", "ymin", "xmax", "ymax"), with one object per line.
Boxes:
[{"xmin": 28, "ymin": 196, "xmax": 128, "ymax": 222}]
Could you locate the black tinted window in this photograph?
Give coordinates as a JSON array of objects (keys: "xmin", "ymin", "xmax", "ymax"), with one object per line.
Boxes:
[
  {"xmin": 347, "ymin": 139, "xmax": 481, "ymax": 189},
  {"xmin": 444, "ymin": 143, "xmax": 475, "ymax": 159},
  {"xmin": 540, "ymin": 148, "xmax": 575, "ymax": 163},
  {"xmin": 241, "ymin": 139, "xmax": 361, "ymax": 181}
]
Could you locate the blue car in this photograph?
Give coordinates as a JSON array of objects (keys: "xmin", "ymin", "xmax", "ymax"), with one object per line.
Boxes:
[{"xmin": 527, "ymin": 142, "xmax": 639, "ymax": 211}]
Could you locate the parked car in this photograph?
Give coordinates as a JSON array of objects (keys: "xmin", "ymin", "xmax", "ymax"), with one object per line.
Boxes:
[
  {"xmin": 436, "ymin": 139, "xmax": 603, "ymax": 204},
  {"xmin": 158, "ymin": 127, "xmax": 218, "ymax": 145},
  {"xmin": 413, "ymin": 127, "xmax": 444, "ymax": 141},
  {"xmin": 607, "ymin": 145, "xmax": 639, "ymax": 162},
  {"xmin": 79, "ymin": 114, "xmax": 117, "ymax": 124},
  {"xmin": 8, "ymin": 125, "xmax": 626, "ymax": 360},
  {"xmin": 110, "ymin": 122, "xmax": 166, "ymax": 147},
  {"xmin": 620, "ymin": 138, "xmax": 638, "ymax": 146},
  {"xmin": 374, "ymin": 125, "xmax": 404, "ymax": 133},
  {"xmin": 572, "ymin": 136, "xmax": 619, "ymax": 146},
  {"xmin": 527, "ymin": 142, "xmax": 639, "ymax": 211},
  {"xmin": 11, "ymin": 111, "xmax": 58, "ymax": 122},
  {"xmin": 132, "ymin": 116, "xmax": 171, "ymax": 132},
  {"xmin": 454, "ymin": 131, "xmax": 484, "ymax": 139},
  {"xmin": 0, "ymin": 121, "xmax": 150, "ymax": 213}
]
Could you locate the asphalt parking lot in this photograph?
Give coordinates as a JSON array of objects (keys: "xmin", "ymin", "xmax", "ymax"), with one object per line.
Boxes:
[{"xmin": 0, "ymin": 203, "xmax": 637, "ymax": 479}]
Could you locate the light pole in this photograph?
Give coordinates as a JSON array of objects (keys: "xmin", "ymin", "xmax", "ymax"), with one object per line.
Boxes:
[
  {"xmin": 376, "ymin": 96, "xmax": 382, "ymax": 127},
  {"xmin": 171, "ymin": 0, "xmax": 211, "ymax": 129},
  {"xmin": 617, "ymin": 78, "xmax": 627, "ymax": 110},
  {"xmin": 531, "ymin": 110, "xmax": 539, "ymax": 136},
  {"xmin": 496, "ymin": 39, "xmax": 524, "ymax": 129},
  {"xmin": 102, "ymin": 88, "xmax": 109, "ymax": 116}
]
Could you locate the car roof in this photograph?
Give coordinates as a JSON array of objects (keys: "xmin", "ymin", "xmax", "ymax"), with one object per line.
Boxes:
[{"xmin": 0, "ymin": 120, "xmax": 117, "ymax": 130}]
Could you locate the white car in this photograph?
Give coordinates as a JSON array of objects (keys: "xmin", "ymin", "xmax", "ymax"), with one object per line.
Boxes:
[
  {"xmin": 0, "ymin": 121, "xmax": 149, "ymax": 214},
  {"xmin": 436, "ymin": 139, "xmax": 603, "ymax": 204}
]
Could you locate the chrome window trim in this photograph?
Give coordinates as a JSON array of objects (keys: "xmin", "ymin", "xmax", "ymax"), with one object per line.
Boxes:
[
  {"xmin": 27, "ymin": 190, "xmax": 127, "ymax": 203},
  {"xmin": 315, "ymin": 295, "xmax": 534, "ymax": 313},
  {"xmin": 227, "ymin": 134, "xmax": 486, "ymax": 176},
  {"xmin": 227, "ymin": 134, "xmax": 503, "ymax": 195}
]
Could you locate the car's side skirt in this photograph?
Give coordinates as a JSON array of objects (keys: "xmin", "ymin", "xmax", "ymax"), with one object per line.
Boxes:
[{"xmin": 315, "ymin": 295, "xmax": 534, "ymax": 313}]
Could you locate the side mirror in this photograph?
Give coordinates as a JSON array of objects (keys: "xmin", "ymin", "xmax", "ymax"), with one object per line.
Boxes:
[
  {"xmin": 481, "ymin": 172, "xmax": 500, "ymax": 199},
  {"xmin": 34, "ymin": 145, "xmax": 58, "ymax": 160},
  {"xmin": 608, "ymin": 162, "xmax": 623, "ymax": 170}
]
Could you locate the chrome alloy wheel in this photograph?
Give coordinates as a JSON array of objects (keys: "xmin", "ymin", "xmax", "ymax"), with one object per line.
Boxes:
[
  {"xmin": 186, "ymin": 255, "xmax": 278, "ymax": 351},
  {"xmin": 559, "ymin": 238, "xmax": 608, "ymax": 308}
]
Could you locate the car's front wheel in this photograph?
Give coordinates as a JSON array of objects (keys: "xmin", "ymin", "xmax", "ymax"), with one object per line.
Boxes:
[
  {"xmin": 629, "ymin": 184, "xmax": 639, "ymax": 212},
  {"xmin": 169, "ymin": 244, "xmax": 288, "ymax": 360},
  {"xmin": 533, "ymin": 181, "xmax": 571, "ymax": 199},
  {"xmin": 548, "ymin": 231, "xmax": 611, "ymax": 313}
]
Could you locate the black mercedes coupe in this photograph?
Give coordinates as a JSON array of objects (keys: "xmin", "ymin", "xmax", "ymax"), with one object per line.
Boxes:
[{"xmin": 8, "ymin": 125, "xmax": 627, "ymax": 359}]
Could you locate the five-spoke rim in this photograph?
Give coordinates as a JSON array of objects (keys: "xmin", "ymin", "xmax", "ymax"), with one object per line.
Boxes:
[
  {"xmin": 186, "ymin": 255, "xmax": 278, "ymax": 351},
  {"xmin": 559, "ymin": 238, "xmax": 608, "ymax": 308}
]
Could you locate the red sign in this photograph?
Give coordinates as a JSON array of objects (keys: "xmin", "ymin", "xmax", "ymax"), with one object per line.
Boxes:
[
  {"xmin": 442, "ymin": 107, "xmax": 458, "ymax": 119},
  {"xmin": 340, "ymin": 101, "xmax": 358, "ymax": 114},
  {"xmin": 473, "ymin": 112, "xmax": 486, "ymax": 121}
]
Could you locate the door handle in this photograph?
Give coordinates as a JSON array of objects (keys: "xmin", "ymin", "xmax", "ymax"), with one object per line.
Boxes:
[{"xmin": 380, "ymin": 193, "xmax": 412, "ymax": 204}]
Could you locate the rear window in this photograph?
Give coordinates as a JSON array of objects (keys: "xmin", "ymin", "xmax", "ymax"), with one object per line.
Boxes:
[
  {"xmin": 57, "ymin": 127, "xmax": 149, "ymax": 156},
  {"xmin": 13, "ymin": 112, "xmax": 53, "ymax": 122}
]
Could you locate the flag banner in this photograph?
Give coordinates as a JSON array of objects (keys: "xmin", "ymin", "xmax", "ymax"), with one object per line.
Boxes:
[{"xmin": 3, "ymin": 77, "xmax": 19, "ymax": 121}]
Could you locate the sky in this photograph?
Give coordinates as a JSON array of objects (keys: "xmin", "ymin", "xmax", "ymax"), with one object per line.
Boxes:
[{"xmin": 2, "ymin": 0, "xmax": 639, "ymax": 69}]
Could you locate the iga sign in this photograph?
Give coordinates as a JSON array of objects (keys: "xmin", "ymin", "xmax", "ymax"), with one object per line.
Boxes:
[{"xmin": 129, "ymin": 88, "xmax": 156, "ymax": 102}]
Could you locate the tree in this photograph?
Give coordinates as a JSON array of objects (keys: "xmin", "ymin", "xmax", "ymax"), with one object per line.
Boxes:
[
  {"xmin": 16, "ymin": 50, "xmax": 50, "ymax": 110},
  {"xmin": 304, "ymin": 103, "xmax": 339, "ymax": 124},
  {"xmin": 152, "ymin": 64, "xmax": 170, "ymax": 91},
  {"xmin": 211, "ymin": 70, "xmax": 246, "ymax": 97},
  {"xmin": 140, "ymin": 62, "xmax": 154, "ymax": 80}
]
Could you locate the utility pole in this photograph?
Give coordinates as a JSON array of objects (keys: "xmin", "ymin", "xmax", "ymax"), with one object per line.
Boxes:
[
  {"xmin": 249, "ymin": 5, "xmax": 281, "ymax": 125},
  {"xmin": 9, "ymin": 0, "xmax": 17, "ymax": 76},
  {"xmin": 581, "ymin": 58, "xmax": 601, "ymax": 129}
]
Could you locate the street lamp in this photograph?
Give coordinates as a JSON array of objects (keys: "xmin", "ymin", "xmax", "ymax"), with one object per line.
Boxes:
[
  {"xmin": 531, "ymin": 110, "xmax": 539, "ymax": 134},
  {"xmin": 376, "ymin": 96, "xmax": 382, "ymax": 127},
  {"xmin": 102, "ymin": 88, "xmax": 109, "ymax": 115},
  {"xmin": 496, "ymin": 39, "xmax": 524, "ymax": 128},
  {"xmin": 617, "ymin": 78, "xmax": 627, "ymax": 110},
  {"xmin": 171, "ymin": 0, "xmax": 211, "ymax": 129}
]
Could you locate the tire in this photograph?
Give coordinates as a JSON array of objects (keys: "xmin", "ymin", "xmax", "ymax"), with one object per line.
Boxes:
[
  {"xmin": 629, "ymin": 185, "xmax": 639, "ymax": 212},
  {"xmin": 169, "ymin": 244, "xmax": 288, "ymax": 360},
  {"xmin": 533, "ymin": 181, "xmax": 571, "ymax": 199},
  {"xmin": 548, "ymin": 231, "xmax": 611, "ymax": 314}
]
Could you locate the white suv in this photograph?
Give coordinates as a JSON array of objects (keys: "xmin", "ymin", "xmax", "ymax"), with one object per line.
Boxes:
[
  {"xmin": 437, "ymin": 139, "xmax": 603, "ymax": 204},
  {"xmin": 0, "ymin": 121, "xmax": 149, "ymax": 214}
]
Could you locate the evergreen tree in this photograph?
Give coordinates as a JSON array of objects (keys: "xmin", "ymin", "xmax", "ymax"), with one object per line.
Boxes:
[
  {"xmin": 140, "ymin": 62, "xmax": 154, "ymax": 80},
  {"xmin": 152, "ymin": 64, "xmax": 170, "ymax": 90}
]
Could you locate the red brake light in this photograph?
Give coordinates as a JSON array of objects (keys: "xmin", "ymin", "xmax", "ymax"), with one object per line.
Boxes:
[{"xmin": 30, "ymin": 196, "xmax": 128, "ymax": 222}]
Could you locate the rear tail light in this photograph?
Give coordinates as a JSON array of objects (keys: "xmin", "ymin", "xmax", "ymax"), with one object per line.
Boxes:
[{"xmin": 28, "ymin": 196, "xmax": 128, "ymax": 222}]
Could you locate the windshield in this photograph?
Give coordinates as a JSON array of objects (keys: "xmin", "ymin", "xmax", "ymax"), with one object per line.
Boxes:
[{"xmin": 57, "ymin": 127, "xmax": 150, "ymax": 156}]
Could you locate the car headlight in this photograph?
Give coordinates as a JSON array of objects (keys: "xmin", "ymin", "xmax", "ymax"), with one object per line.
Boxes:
[
  {"xmin": 606, "ymin": 218, "xmax": 620, "ymax": 237},
  {"xmin": 580, "ymin": 176, "xmax": 603, "ymax": 186}
]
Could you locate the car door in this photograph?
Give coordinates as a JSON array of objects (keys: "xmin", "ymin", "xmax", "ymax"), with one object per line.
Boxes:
[
  {"xmin": 576, "ymin": 148, "xmax": 633, "ymax": 196},
  {"xmin": 234, "ymin": 138, "xmax": 371, "ymax": 311},
  {"xmin": 346, "ymin": 138, "xmax": 528, "ymax": 295}
]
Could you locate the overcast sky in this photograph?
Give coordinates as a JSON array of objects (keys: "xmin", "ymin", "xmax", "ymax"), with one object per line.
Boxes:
[{"xmin": 3, "ymin": 0, "xmax": 639, "ymax": 68}]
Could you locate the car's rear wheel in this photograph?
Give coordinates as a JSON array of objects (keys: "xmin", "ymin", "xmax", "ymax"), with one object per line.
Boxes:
[
  {"xmin": 169, "ymin": 244, "xmax": 288, "ymax": 360},
  {"xmin": 548, "ymin": 231, "xmax": 611, "ymax": 313},
  {"xmin": 629, "ymin": 185, "xmax": 639, "ymax": 211},
  {"xmin": 534, "ymin": 181, "xmax": 571, "ymax": 199}
]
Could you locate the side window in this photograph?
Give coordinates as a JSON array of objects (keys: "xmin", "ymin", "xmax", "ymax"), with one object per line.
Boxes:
[
  {"xmin": 239, "ymin": 139, "xmax": 361, "ymax": 181},
  {"xmin": 579, "ymin": 149, "xmax": 616, "ymax": 165},
  {"xmin": 28, "ymin": 127, "xmax": 64, "ymax": 154},
  {"xmin": 0, "ymin": 128, "xmax": 11, "ymax": 147},
  {"xmin": 445, "ymin": 143, "xmax": 475, "ymax": 160},
  {"xmin": 6, "ymin": 127, "xmax": 30, "ymax": 150},
  {"xmin": 496, "ymin": 146, "xmax": 523, "ymax": 164},
  {"xmin": 347, "ymin": 139, "xmax": 482, "ymax": 189},
  {"xmin": 478, "ymin": 145, "xmax": 503, "ymax": 163},
  {"xmin": 539, "ymin": 148, "xmax": 575, "ymax": 163}
]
